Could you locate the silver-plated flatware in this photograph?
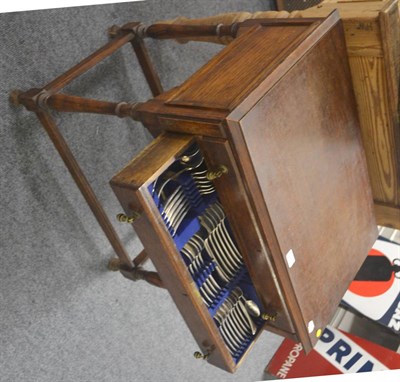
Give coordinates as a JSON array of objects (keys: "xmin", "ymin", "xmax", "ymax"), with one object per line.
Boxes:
[
  {"xmin": 204, "ymin": 237, "xmax": 235, "ymax": 279},
  {"xmin": 232, "ymin": 290, "xmax": 257, "ymax": 335},
  {"xmin": 219, "ymin": 324, "xmax": 239, "ymax": 354}
]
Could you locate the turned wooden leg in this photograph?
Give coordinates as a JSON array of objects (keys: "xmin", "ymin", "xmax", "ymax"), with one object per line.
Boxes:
[
  {"xmin": 155, "ymin": 10, "xmax": 304, "ymax": 45},
  {"xmin": 12, "ymin": 89, "xmax": 143, "ymax": 119}
]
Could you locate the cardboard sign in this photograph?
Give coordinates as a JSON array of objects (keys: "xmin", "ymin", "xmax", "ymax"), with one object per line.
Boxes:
[{"xmin": 266, "ymin": 326, "xmax": 400, "ymax": 379}]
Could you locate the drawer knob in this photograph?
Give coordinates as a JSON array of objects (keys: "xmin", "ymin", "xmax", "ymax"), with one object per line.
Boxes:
[
  {"xmin": 107, "ymin": 257, "xmax": 121, "ymax": 271},
  {"xmin": 116, "ymin": 212, "xmax": 140, "ymax": 223},
  {"xmin": 193, "ymin": 351, "xmax": 209, "ymax": 360},
  {"xmin": 261, "ymin": 313, "xmax": 277, "ymax": 322},
  {"xmin": 206, "ymin": 165, "xmax": 228, "ymax": 181}
]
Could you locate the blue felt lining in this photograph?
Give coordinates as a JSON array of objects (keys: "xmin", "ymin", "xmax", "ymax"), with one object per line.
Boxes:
[
  {"xmin": 148, "ymin": 147, "xmax": 264, "ymax": 364},
  {"xmin": 214, "ymin": 271, "xmax": 264, "ymax": 363},
  {"xmin": 149, "ymin": 176, "xmax": 217, "ymax": 250}
]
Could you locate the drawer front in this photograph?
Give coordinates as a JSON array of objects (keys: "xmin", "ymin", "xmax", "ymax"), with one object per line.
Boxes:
[
  {"xmin": 197, "ymin": 136, "xmax": 296, "ymax": 336},
  {"xmin": 110, "ymin": 132, "xmax": 276, "ymax": 372}
]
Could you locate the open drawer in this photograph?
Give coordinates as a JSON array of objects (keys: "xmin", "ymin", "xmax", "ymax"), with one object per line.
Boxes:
[{"xmin": 110, "ymin": 132, "xmax": 294, "ymax": 372}]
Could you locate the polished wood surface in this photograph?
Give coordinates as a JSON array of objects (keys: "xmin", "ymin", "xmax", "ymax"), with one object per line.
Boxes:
[
  {"xmin": 233, "ymin": 21, "xmax": 377, "ymax": 348},
  {"xmin": 112, "ymin": 11, "xmax": 377, "ymax": 365},
  {"xmin": 14, "ymin": 11, "xmax": 380, "ymax": 373},
  {"xmin": 111, "ymin": 133, "xmax": 194, "ymax": 190},
  {"xmin": 197, "ymin": 137, "xmax": 295, "ymax": 335},
  {"xmin": 166, "ymin": 22, "xmax": 318, "ymax": 111},
  {"xmin": 304, "ymin": 1, "xmax": 400, "ymax": 228},
  {"xmin": 158, "ymin": 10, "xmax": 303, "ymax": 45},
  {"xmin": 158, "ymin": 0, "xmax": 400, "ymax": 229}
]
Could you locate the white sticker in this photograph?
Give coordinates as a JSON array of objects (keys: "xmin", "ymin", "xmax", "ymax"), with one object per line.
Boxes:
[
  {"xmin": 286, "ymin": 249, "xmax": 296, "ymax": 268},
  {"xmin": 308, "ymin": 320, "xmax": 315, "ymax": 333}
]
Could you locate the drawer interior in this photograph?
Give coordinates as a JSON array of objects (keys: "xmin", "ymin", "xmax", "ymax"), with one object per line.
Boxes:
[{"xmin": 147, "ymin": 141, "xmax": 265, "ymax": 363}]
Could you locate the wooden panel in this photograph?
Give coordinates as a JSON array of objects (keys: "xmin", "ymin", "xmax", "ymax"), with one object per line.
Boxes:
[
  {"xmin": 301, "ymin": 1, "xmax": 387, "ymax": 19},
  {"xmin": 375, "ymin": 202, "xmax": 400, "ymax": 228},
  {"xmin": 348, "ymin": 55, "xmax": 399, "ymax": 205},
  {"xmin": 166, "ymin": 23, "xmax": 319, "ymax": 111},
  {"xmin": 342, "ymin": 18, "xmax": 383, "ymax": 56},
  {"xmin": 227, "ymin": 13, "xmax": 340, "ymax": 122},
  {"xmin": 154, "ymin": 0, "xmax": 400, "ymax": 225},
  {"xmin": 197, "ymin": 136, "xmax": 296, "ymax": 334},
  {"xmin": 381, "ymin": 0, "xmax": 400, "ymax": 105},
  {"xmin": 111, "ymin": 132, "xmax": 193, "ymax": 189},
  {"xmin": 302, "ymin": 0, "xmax": 400, "ymax": 221},
  {"xmin": 159, "ymin": 117, "xmax": 227, "ymax": 138},
  {"xmin": 234, "ymin": 21, "xmax": 377, "ymax": 348},
  {"xmin": 380, "ymin": 1, "xmax": 400, "ymax": 207},
  {"xmin": 136, "ymin": 97, "xmax": 228, "ymax": 138},
  {"xmin": 302, "ymin": 2, "xmax": 387, "ymax": 57}
]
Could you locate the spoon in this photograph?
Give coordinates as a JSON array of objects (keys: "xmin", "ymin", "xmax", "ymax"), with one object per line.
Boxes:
[
  {"xmin": 232, "ymin": 288, "xmax": 260, "ymax": 318},
  {"xmin": 243, "ymin": 298, "xmax": 260, "ymax": 318}
]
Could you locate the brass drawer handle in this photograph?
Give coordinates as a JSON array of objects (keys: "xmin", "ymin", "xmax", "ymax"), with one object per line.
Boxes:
[
  {"xmin": 107, "ymin": 257, "xmax": 122, "ymax": 272},
  {"xmin": 193, "ymin": 351, "xmax": 209, "ymax": 360},
  {"xmin": 116, "ymin": 212, "xmax": 140, "ymax": 223},
  {"xmin": 206, "ymin": 165, "xmax": 228, "ymax": 181},
  {"xmin": 261, "ymin": 313, "xmax": 277, "ymax": 322}
]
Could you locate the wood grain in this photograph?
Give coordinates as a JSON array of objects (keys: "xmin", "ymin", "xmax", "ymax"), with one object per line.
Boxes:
[
  {"xmin": 228, "ymin": 16, "xmax": 377, "ymax": 350},
  {"xmin": 197, "ymin": 137, "xmax": 295, "ymax": 334},
  {"xmin": 111, "ymin": 133, "xmax": 193, "ymax": 190},
  {"xmin": 45, "ymin": 93, "xmax": 121, "ymax": 115},
  {"xmin": 342, "ymin": 18, "xmax": 383, "ymax": 57},
  {"xmin": 155, "ymin": 0, "xmax": 400, "ymax": 227},
  {"xmin": 375, "ymin": 202, "xmax": 400, "ymax": 228},
  {"xmin": 166, "ymin": 23, "xmax": 318, "ymax": 111},
  {"xmin": 348, "ymin": 55, "xmax": 399, "ymax": 205},
  {"xmin": 381, "ymin": 0, "xmax": 400, "ymax": 107},
  {"xmin": 158, "ymin": 11, "xmax": 304, "ymax": 45}
]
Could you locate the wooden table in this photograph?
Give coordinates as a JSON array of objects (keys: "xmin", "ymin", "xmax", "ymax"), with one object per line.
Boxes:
[
  {"xmin": 111, "ymin": 12, "xmax": 377, "ymax": 371},
  {"xmin": 161, "ymin": 0, "xmax": 400, "ymax": 230},
  {"xmin": 12, "ymin": 11, "xmax": 378, "ymax": 373}
]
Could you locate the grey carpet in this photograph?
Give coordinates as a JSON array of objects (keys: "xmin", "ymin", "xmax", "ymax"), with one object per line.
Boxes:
[{"xmin": 0, "ymin": 1, "xmax": 283, "ymax": 381}]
